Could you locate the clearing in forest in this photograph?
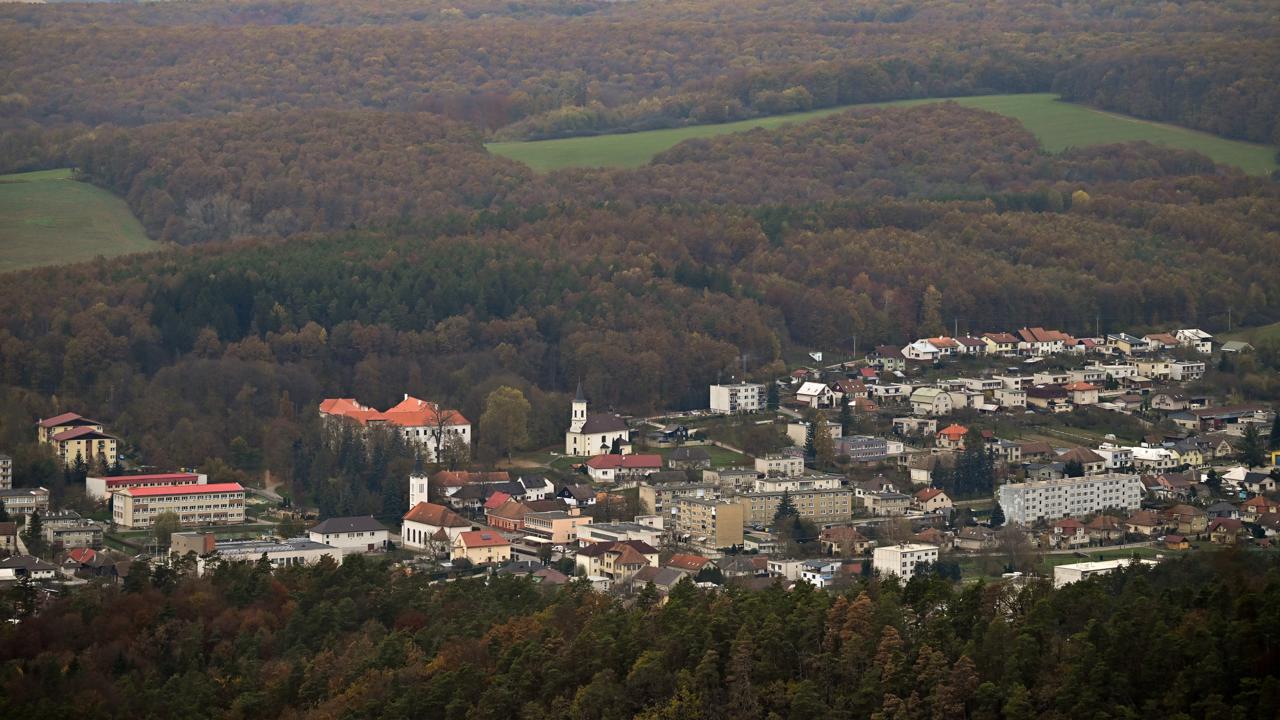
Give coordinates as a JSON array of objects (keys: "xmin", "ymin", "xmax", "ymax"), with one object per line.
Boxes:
[
  {"xmin": 0, "ymin": 168, "xmax": 158, "ymax": 273},
  {"xmin": 487, "ymin": 93, "xmax": 1278, "ymax": 175}
]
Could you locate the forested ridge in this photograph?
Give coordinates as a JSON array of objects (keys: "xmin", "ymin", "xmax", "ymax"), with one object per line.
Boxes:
[{"xmin": 1, "ymin": 550, "xmax": 1278, "ymax": 719}]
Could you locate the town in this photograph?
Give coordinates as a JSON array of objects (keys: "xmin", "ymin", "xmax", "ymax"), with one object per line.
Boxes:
[{"xmin": 2, "ymin": 323, "xmax": 1276, "ymax": 605}]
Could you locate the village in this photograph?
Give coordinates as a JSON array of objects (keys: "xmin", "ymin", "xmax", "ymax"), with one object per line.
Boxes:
[{"xmin": 2, "ymin": 324, "xmax": 1278, "ymax": 600}]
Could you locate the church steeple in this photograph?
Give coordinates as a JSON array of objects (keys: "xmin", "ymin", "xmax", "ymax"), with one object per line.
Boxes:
[{"xmin": 570, "ymin": 380, "xmax": 587, "ymax": 433}]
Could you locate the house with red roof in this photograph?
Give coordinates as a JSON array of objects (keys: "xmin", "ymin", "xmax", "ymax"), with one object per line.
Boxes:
[
  {"xmin": 485, "ymin": 498, "xmax": 532, "ymax": 532},
  {"xmin": 320, "ymin": 394, "xmax": 470, "ymax": 462},
  {"xmin": 1052, "ymin": 518, "xmax": 1089, "ymax": 547},
  {"xmin": 936, "ymin": 423, "xmax": 969, "ymax": 449},
  {"xmin": 37, "ymin": 412, "xmax": 119, "ymax": 467},
  {"xmin": 665, "ymin": 553, "xmax": 711, "ymax": 574},
  {"xmin": 451, "ymin": 530, "xmax": 512, "ymax": 565},
  {"xmin": 913, "ymin": 487, "xmax": 953, "ymax": 513},
  {"xmin": 584, "ymin": 454, "xmax": 662, "ymax": 483},
  {"xmin": 1063, "ymin": 382, "xmax": 1099, "ymax": 406},
  {"xmin": 402, "ymin": 502, "xmax": 474, "ymax": 551}
]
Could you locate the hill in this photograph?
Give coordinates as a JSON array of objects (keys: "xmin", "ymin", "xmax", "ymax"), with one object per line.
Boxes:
[
  {"xmin": 0, "ymin": 169, "xmax": 158, "ymax": 273},
  {"xmin": 486, "ymin": 94, "xmax": 1279, "ymax": 174}
]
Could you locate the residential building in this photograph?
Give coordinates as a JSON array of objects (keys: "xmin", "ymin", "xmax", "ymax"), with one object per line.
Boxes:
[
  {"xmin": 709, "ymin": 382, "xmax": 765, "ymax": 413},
  {"xmin": 576, "ymin": 520, "xmax": 661, "ymax": 548},
  {"xmin": 0, "ymin": 522, "xmax": 17, "ymax": 554},
  {"xmin": 523, "ymin": 509, "xmax": 593, "ymax": 544},
  {"xmin": 795, "ymin": 381, "xmax": 835, "ymax": 408},
  {"xmin": 307, "ymin": 516, "xmax": 388, "ymax": 554},
  {"xmin": 564, "ymin": 383, "xmax": 630, "ymax": 456},
  {"xmin": 1130, "ymin": 446, "xmax": 1177, "ymax": 471},
  {"xmin": 861, "ymin": 490, "xmax": 911, "ymax": 516},
  {"xmin": 834, "ymin": 435, "xmax": 889, "ymax": 462},
  {"xmin": 910, "ymin": 388, "xmax": 952, "ymax": 417},
  {"xmin": 1063, "ymin": 382, "xmax": 1099, "ymax": 406},
  {"xmin": 739, "ymin": 488, "xmax": 855, "ymax": 525},
  {"xmin": 893, "ymin": 417, "xmax": 936, "ymax": 437},
  {"xmin": 873, "ymin": 543, "xmax": 940, "ymax": 581},
  {"xmin": 751, "ymin": 474, "xmax": 842, "ymax": 493},
  {"xmin": 86, "ymin": 472, "xmax": 207, "ymax": 502},
  {"xmin": 1026, "ymin": 385, "xmax": 1071, "ymax": 413},
  {"xmin": 997, "ymin": 474, "xmax": 1144, "ymax": 525},
  {"xmin": 1169, "ymin": 405, "xmax": 1272, "ymax": 433},
  {"xmin": 755, "ymin": 454, "xmax": 804, "ymax": 478},
  {"xmin": 913, "ymin": 488, "xmax": 953, "ymax": 513},
  {"xmin": 41, "ymin": 510, "xmax": 104, "ymax": 549},
  {"xmin": 1095, "ymin": 444, "xmax": 1134, "ymax": 470},
  {"xmin": 785, "ymin": 420, "xmax": 840, "ymax": 447},
  {"xmin": 673, "ymin": 497, "xmax": 744, "ymax": 550},
  {"xmin": 982, "ymin": 332, "xmax": 1020, "ymax": 355},
  {"xmin": 703, "ymin": 467, "xmax": 761, "ymax": 492},
  {"xmin": 0, "ymin": 487, "xmax": 50, "ymax": 517},
  {"xmin": 585, "ymin": 454, "xmax": 662, "ymax": 483},
  {"xmin": 820, "ymin": 526, "xmax": 871, "ymax": 555},
  {"xmin": 198, "ymin": 538, "xmax": 340, "ymax": 576},
  {"xmin": 1134, "ymin": 359, "xmax": 1171, "ymax": 380},
  {"xmin": 111, "ymin": 483, "xmax": 245, "ymax": 529},
  {"xmin": 903, "ymin": 339, "xmax": 942, "ymax": 362},
  {"xmin": 1107, "ymin": 333, "xmax": 1150, "ymax": 356},
  {"xmin": 869, "ymin": 383, "xmax": 912, "ymax": 400},
  {"xmin": 936, "ymin": 423, "xmax": 968, "ymax": 449},
  {"xmin": 650, "ymin": 482, "xmax": 719, "ymax": 514},
  {"xmin": 954, "ymin": 526, "xmax": 997, "ymax": 552},
  {"xmin": 1174, "ymin": 329, "xmax": 1214, "ymax": 354},
  {"xmin": 0, "ymin": 453, "xmax": 10, "ymax": 490},
  {"xmin": 994, "ymin": 388, "xmax": 1027, "ymax": 408},
  {"xmin": 451, "ymin": 530, "xmax": 512, "ymax": 565},
  {"xmin": 800, "ymin": 559, "xmax": 843, "ymax": 588},
  {"xmin": 1054, "ymin": 559, "xmax": 1158, "ymax": 588},
  {"xmin": 36, "ymin": 412, "xmax": 119, "ymax": 467},
  {"xmin": 402, "ymin": 502, "xmax": 474, "ymax": 551},
  {"xmin": 1057, "ymin": 447, "xmax": 1108, "ymax": 475},
  {"xmin": 667, "ymin": 447, "xmax": 711, "ymax": 470},
  {"xmin": 1169, "ymin": 361, "xmax": 1206, "ymax": 382},
  {"xmin": 320, "ymin": 395, "xmax": 470, "ymax": 462},
  {"xmin": 0, "ymin": 555, "xmax": 58, "ymax": 581},
  {"xmin": 870, "ymin": 345, "xmax": 907, "ymax": 371},
  {"xmin": 1016, "ymin": 327, "xmax": 1072, "ymax": 355},
  {"xmin": 767, "ymin": 558, "xmax": 806, "ymax": 581},
  {"xmin": 576, "ymin": 540, "xmax": 658, "ymax": 579}
]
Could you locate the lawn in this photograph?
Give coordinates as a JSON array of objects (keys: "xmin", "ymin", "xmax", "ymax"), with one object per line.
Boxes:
[
  {"xmin": 487, "ymin": 93, "xmax": 1278, "ymax": 175},
  {"xmin": 650, "ymin": 443, "xmax": 751, "ymax": 468},
  {"xmin": 0, "ymin": 168, "xmax": 159, "ymax": 273},
  {"xmin": 1218, "ymin": 320, "xmax": 1280, "ymax": 345}
]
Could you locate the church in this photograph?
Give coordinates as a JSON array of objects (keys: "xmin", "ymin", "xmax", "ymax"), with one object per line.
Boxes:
[{"xmin": 564, "ymin": 382, "xmax": 631, "ymax": 456}]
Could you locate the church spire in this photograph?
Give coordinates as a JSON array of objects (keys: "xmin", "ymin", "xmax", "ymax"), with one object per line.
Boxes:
[{"xmin": 575, "ymin": 379, "xmax": 586, "ymax": 403}]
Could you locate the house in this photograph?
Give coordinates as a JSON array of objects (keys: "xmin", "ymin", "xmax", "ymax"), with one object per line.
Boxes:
[
  {"xmin": 0, "ymin": 555, "xmax": 58, "ymax": 581},
  {"xmin": 800, "ymin": 558, "xmax": 843, "ymax": 588},
  {"xmin": 584, "ymin": 454, "xmax": 662, "ymax": 483},
  {"xmin": 1018, "ymin": 441, "xmax": 1055, "ymax": 462},
  {"xmin": 956, "ymin": 336, "xmax": 987, "ymax": 355},
  {"xmin": 630, "ymin": 565, "xmax": 688, "ymax": 595},
  {"xmin": 1130, "ymin": 446, "xmax": 1178, "ymax": 472},
  {"xmin": 1086, "ymin": 515, "xmax": 1125, "ymax": 542},
  {"xmin": 0, "ymin": 522, "xmax": 17, "ymax": 554},
  {"xmin": 893, "ymin": 417, "xmax": 937, "ymax": 438},
  {"xmin": 665, "ymin": 553, "xmax": 711, "ymax": 574},
  {"xmin": 1052, "ymin": 518, "xmax": 1089, "ymax": 547},
  {"xmin": 1150, "ymin": 392, "xmax": 1190, "ymax": 412},
  {"xmin": 994, "ymin": 388, "xmax": 1027, "ymax": 408},
  {"xmin": 1161, "ymin": 504, "xmax": 1207, "ymax": 535},
  {"xmin": 667, "ymin": 447, "xmax": 711, "ymax": 470},
  {"xmin": 795, "ymin": 382, "xmax": 836, "ymax": 408},
  {"xmin": 936, "ymin": 423, "xmax": 968, "ymax": 449},
  {"xmin": 557, "ymin": 483, "xmax": 597, "ymax": 507},
  {"xmin": 303, "ymin": 516, "xmax": 388, "ymax": 555},
  {"xmin": 910, "ymin": 388, "xmax": 953, "ymax": 417},
  {"xmin": 982, "ymin": 332, "xmax": 1020, "ymax": 355},
  {"xmin": 870, "ymin": 346, "xmax": 907, "ymax": 371},
  {"xmin": 820, "ymin": 525, "xmax": 872, "ymax": 555},
  {"xmin": 1240, "ymin": 496, "xmax": 1280, "ymax": 522},
  {"xmin": 908, "ymin": 453, "xmax": 955, "ymax": 487},
  {"xmin": 320, "ymin": 395, "xmax": 470, "ymax": 463},
  {"xmin": 1025, "ymin": 385, "xmax": 1071, "ymax": 413},
  {"xmin": 912, "ymin": 527, "xmax": 952, "ymax": 550},
  {"xmin": 402, "ymin": 502, "xmax": 473, "ymax": 551},
  {"xmin": 1207, "ymin": 518, "xmax": 1248, "ymax": 545},
  {"xmin": 1107, "ymin": 333, "xmax": 1150, "ymax": 356},
  {"xmin": 1168, "ymin": 361, "xmax": 1206, "ymax": 382},
  {"xmin": 1206, "ymin": 501, "xmax": 1239, "ymax": 520},
  {"xmin": 1221, "ymin": 341, "xmax": 1253, "ymax": 354},
  {"xmin": 1242, "ymin": 472, "xmax": 1277, "ymax": 495},
  {"xmin": 913, "ymin": 488, "xmax": 953, "ymax": 513},
  {"xmin": 1126, "ymin": 510, "xmax": 1164, "ymax": 536},
  {"xmin": 903, "ymin": 339, "xmax": 943, "ymax": 362},
  {"xmin": 1017, "ymin": 327, "xmax": 1073, "ymax": 356},
  {"xmin": 486, "ymin": 498, "xmax": 533, "ymax": 532},
  {"xmin": 1174, "ymin": 329, "xmax": 1214, "ymax": 354},
  {"xmin": 830, "ymin": 379, "xmax": 869, "ymax": 404},
  {"xmin": 1057, "ymin": 447, "xmax": 1107, "ymax": 476},
  {"xmin": 1063, "ymin": 382, "xmax": 1099, "ymax": 406},
  {"xmin": 861, "ymin": 490, "xmax": 910, "ymax": 516},
  {"xmin": 576, "ymin": 540, "xmax": 659, "ymax": 579},
  {"xmin": 565, "ymin": 382, "xmax": 630, "ymax": 456},
  {"xmin": 1163, "ymin": 534, "xmax": 1190, "ymax": 550},
  {"xmin": 451, "ymin": 531, "xmax": 512, "ymax": 565}
]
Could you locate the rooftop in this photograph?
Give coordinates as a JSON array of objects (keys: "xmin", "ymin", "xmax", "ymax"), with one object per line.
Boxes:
[{"xmin": 121, "ymin": 482, "xmax": 244, "ymax": 498}]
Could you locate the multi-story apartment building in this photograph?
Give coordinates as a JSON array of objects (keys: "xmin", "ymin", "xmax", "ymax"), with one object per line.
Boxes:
[
  {"xmin": 651, "ymin": 482, "xmax": 719, "ymax": 514},
  {"xmin": 0, "ymin": 487, "xmax": 50, "ymax": 517},
  {"xmin": 873, "ymin": 543, "xmax": 940, "ymax": 581},
  {"xmin": 739, "ymin": 488, "xmax": 855, "ymax": 526},
  {"xmin": 0, "ymin": 452, "xmax": 11, "ymax": 490},
  {"xmin": 522, "ymin": 509, "xmax": 593, "ymax": 544},
  {"xmin": 85, "ymin": 472, "xmax": 207, "ymax": 501},
  {"xmin": 709, "ymin": 383, "xmax": 766, "ymax": 414},
  {"xmin": 320, "ymin": 394, "xmax": 470, "ymax": 462},
  {"xmin": 752, "ymin": 474, "xmax": 842, "ymax": 494},
  {"xmin": 833, "ymin": 435, "xmax": 889, "ymax": 462},
  {"xmin": 1169, "ymin": 361, "xmax": 1206, "ymax": 382},
  {"xmin": 997, "ymin": 473, "xmax": 1143, "ymax": 525},
  {"xmin": 41, "ymin": 510, "xmax": 104, "ymax": 548},
  {"xmin": 673, "ymin": 497, "xmax": 744, "ymax": 550},
  {"xmin": 112, "ymin": 483, "xmax": 246, "ymax": 529},
  {"xmin": 36, "ymin": 412, "xmax": 119, "ymax": 467},
  {"xmin": 755, "ymin": 454, "xmax": 804, "ymax": 478}
]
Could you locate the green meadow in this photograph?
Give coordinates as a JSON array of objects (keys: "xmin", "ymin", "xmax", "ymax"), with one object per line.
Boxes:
[
  {"xmin": 487, "ymin": 93, "xmax": 1278, "ymax": 175},
  {"xmin": 0, "ymin": 168, "xmax": 158, "ymax": 273}
]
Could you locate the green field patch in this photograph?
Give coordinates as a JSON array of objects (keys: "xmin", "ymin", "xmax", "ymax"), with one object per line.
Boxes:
[
  {"xmin": 0, "ymin": 168, "xmax": 159, "ymax": 273},
  {"xmin": 487, "ymin": 93, "xmax": 1278, "ymax": 175}
]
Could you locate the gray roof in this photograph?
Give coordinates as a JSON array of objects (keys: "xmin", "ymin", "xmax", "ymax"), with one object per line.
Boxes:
[
  {"xmin": 580, "ymin": 413, "xmax": 628, "ymax": 434},
  {"xmin": 310, "ymin": 516, "xmax": 387, "ymax": 534},
  {"xmin": 0, "ymin": 555, "xmax": 58, "ymax": 572}
]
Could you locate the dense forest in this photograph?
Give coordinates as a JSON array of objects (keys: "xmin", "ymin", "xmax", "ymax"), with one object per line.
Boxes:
[{"xmin": 2, "ymin": 549, "xmax": 1278, "ymax": 719}]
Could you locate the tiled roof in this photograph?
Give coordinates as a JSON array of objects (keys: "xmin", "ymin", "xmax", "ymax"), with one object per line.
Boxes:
[
  {"xmin": 486, "ymin": 499, "xmax": 531, "ymax": 521},
  {"xmin": 37, "ymin": 412, "xmax": 95, "ymax": 428},
  {"xmin": 666, "ymin": 553, "xmax": 710, "ymax": 571},
  {"xmin": 457, "ymin": 531, "xmax": 509, "ymax": 548},
  {"xmin": 1058, "ymin": 447, "xmax": 1105, "ymax": 465},
  {"xmin": 320, "ymin": 395, "xmax": 469, "ymax": 427},
  {"xmin": 50, "ymin": 427, "xmax": 116, "ymax": 442},
  {"xmin": 938, "ymin": 424, "xmax": 968, "ymax": 439},
  {"xmin": 403, "ymin": 502, "xmax": 471, "ymax": 527}
]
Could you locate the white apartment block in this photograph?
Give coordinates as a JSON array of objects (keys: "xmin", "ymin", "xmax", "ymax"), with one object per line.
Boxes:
[
  {"xmin": 997, "ymin": 473, "xmax": 1143, "ymax": 525},
  {"xmin": 873, "ymin": 543, "xmax": 939, "ymax": 581},
  {"xmin": 1094, "ymin": 445, "xmax": 1133, "ymax": 470},
  {"xmin": 1169, "ymin": 361, "xmax": 1206, "ymax": 382},
  {"xmin": 752, "ymin": 474, "xmax": 842, "ymax": 493},
  {"xmin": 709, "ymin": 383, "xmax": 765, "ymax": 413},
  {"xmin": 112, "ymin": 483, "xmax": 246, "ymax": 529},
  {"xmin": 755, "ymin": 454, "xmax": 804, "ymax": 478}
]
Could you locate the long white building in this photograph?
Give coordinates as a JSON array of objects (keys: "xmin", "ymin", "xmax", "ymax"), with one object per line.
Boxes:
[
  {"xmin": 112, "ymin": 482, "xmax": 246, "ymax": 529},
  {"xmin": 997, "ymin": 473, "xmax": 1143, "ymax": 525}
]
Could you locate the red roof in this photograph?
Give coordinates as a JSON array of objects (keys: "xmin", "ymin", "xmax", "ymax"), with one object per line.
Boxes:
[
  {"xmin": 122, "ymin": 483, "xmax": 243, "ymax": 498},
  {"xmin": 915, "ymin": 488, "xmax": 946, "ymax": 502},
  {"xmin": 37, "ymin": 412, "xmax": 95, "ymax": 428},
  {"xmin": 1054, "ymin": 518, "xmax": 1085, "ymax": 530},
  {"xmin": 983, "ymin": 332, "xmax": 1019, "ymax": 344},
  {"xmin": 483, "ymin": 491, "xmax": 513, "ymax": 510},
  {"xmin": 666, "ymin": 553, "xmax": 710, "ymax": 571},
  {"xmin": 938, "ymin": 424, "xmax": 968, "ymax": 440},
  {"xmin": 457, "ymin": 530, "xmax": 509, "ymax": 548},
  {"xmin": 585, "ymin": 454, "xmax": 662, "ymax": 470},
  {"xmin": 104, "ymin": 473, "xmax": 200, "ymax": 488},
  {"xmin": 67, "ymin": 547, "xmax": 97, "ymax": 564},
  {"xmin": 51, "ymin": 427, "xmax": 116, "ymax": 442},
  {"xmin": 320, "ymin": 395, "xmax": 469, "ymax": 427},
  {"xmin": 1064, "ymin": 382, "xmax": 1097, "ymax": 391},
  {"xmin": 403, "ymin": 502, "xmax": 471, "ymax": 527}
]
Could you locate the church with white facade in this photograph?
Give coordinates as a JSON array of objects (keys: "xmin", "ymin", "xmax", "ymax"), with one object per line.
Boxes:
[{"xmin": 564, "ymin": 382, "xmax": 630, "ymax": 456}]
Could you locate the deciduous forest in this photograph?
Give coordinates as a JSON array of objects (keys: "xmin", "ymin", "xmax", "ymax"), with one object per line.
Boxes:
[{"xmin": 2, "ymin": 550, "xmax": 1278, "ymax": 719}]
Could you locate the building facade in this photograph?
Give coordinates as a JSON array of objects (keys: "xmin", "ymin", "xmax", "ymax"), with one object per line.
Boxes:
[
  {"xmin": 86, "ymin": 472, "xmax": 207, "ymax": 502},
  {"xmin": 997, "ymin": 473, "xmax": 1144, "ymax": 525},
  {"xmin": 873, "ymin": 543, "xmax": 940, "ymax": 581},
  {"xmin": 565, "ymin": 383, "xmax": 630, "ymax": 456},
  {"xmin": 0, "ymin": 453, "xmax": 11, "ymax": 490},
  {"xmin": 673, "ymin": 498, "xmax": 745, "ymax": 550},
  {"xmin": 112, "ymin": 483, "xmax": 246, "ymax": 529},
  {"xmin": 0, "ymin": 487, "xmax": 50, "ymax": 517},
  {"xmin": 709, "ymin": 383, "xmax": 765, "ymax": 413},
  {"xmin": 199, "ymin": 538, "xmax": 339, "ymax": 576},
  {"xmin": 307, "ymin": 516, "xmax": 388, "ymax": 554},
  {"xmin": 320, "ymin": 395, "xmax": 470, "ymax": 463},
  {"xmin": 739, "ymin": 488, "xmax": 855, "ymax": 525}
]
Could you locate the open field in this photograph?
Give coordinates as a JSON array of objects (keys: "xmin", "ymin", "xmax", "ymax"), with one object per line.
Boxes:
[
  {"xmin": 487, "ymin": 93, "xmax": 1278, "ymax": 175},
  {"xmin": 1219, "ymin": 321, "xmax": 1280, "ymax": 345},
  {"xmin": 0, "ymin": 168, "xmax": 158, "ymax": 273}
]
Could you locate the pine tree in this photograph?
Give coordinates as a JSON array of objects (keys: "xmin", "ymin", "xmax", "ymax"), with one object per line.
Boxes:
[
  {"xmin": 804, "ymin": 420, "xmax": 817, "ymax": 458},
  {"xmin": 0, "ymin": 500, "xmax": 8, "ymax": 523},
  {"xmin": 839, "ymin": 400, "xmax": 853, "ymax": 437},
  {"xmin": 773, "ymin": 490, "xmax": 797, "ymax": 525},
  {"xmin": 766, "ymin": 382, "xmax": 779, "ymax": 411},
  {"xmin": 1064, "ymin": 459, "xmax": 1085, "ymax": 478},
  {"xmin": 1240, "ymin": 423, "xmax": 1266, "ymax": 468},
  {"xmin": 725, "ymin": 628, "xmax": 760, "ymax": 720},
  {"xmin": 814, "ymin": 422, "xmax": 836, "ymax": 468},
  {"xmin": 990, "ymin": 502, "xmax": 1005, "ymax": 528},
  {"xmin": 23, "ymin": 512, "xmax": 45, "ymax": 558}
]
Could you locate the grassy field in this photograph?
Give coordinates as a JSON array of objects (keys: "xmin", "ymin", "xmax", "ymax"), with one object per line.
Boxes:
[
  {"xmin": 1219, "ymin": 320, "xmax": 1280, "ymax": 345},
  {"xmin": 487, "ymin": 93, "xmax": 1278, "ymax": 175},
  {"xmin": 0, "ymin": 168, "xmax": 158, "ymax": 273}
]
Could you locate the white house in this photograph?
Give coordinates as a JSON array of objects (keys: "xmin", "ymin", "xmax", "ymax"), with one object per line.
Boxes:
[
  {"xmin": 709, "ymin": 383, "xmax": 765, "ymax": 413},
  {"xmin": 307, "ymin": 516, "xmax": 389, "ymax": 555},
  {"xmin": 873, "ymin": 543, "xmax": 939, "ymax": 581},
  {"xmin": 910, "ymin": 387, "xmax": 952, "ymax": 417},
  {"xmin": 1174, "ymin": 329, "xmax": 1214, "ymax": 354},
  {"xmin": 903, "ymin": 339, "xmax": 942, "ymax": 362},
  {"xmin": 795, "ymin": 382, "xmax": 835, "ymax": 408}
]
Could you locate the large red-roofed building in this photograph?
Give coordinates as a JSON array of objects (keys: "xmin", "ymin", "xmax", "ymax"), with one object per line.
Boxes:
[
  {"xmin": 111, "ymin": 482, "xmax": 246, "ymax": 529},
  {"xmin": 320, "ymin": 394, "xmax": 470, "ymax": 462},
  {"xmin": 86, "ymin": 472, "xmax": 206, "ymax": 501}
]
